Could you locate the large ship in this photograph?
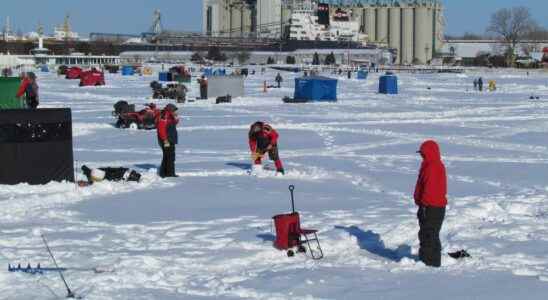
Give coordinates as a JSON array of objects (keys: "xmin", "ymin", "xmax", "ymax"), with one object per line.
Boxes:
[{"xmin": 287, "ymin": 2, "xmax": 366, "ymax": 44}]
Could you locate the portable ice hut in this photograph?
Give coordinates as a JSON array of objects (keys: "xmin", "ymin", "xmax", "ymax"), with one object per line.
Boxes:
[
  {"xmin": 207, "ymin": 75, "xmax": 245, "ymax": 99},
  {"xmin": 379, "ymin": 73, "xmax": 398, "ymax": 94},
  {"xmin": 292, "ymin": 76, "xmax": 337, "ymax": 102},
  {"xmin": 0, "ymin": 108, "xmax": 75, "ymax": 185},
  {"xmin": 357, "ymin": 69, "xmax": 368, "ymax": 80},
  {"xmin": 0, "ymin": 77, "xmax": 24, "ymax": 109},
  {"xmin": 121, "ymin": 66, "xmax": 135, "ymax": 76}
]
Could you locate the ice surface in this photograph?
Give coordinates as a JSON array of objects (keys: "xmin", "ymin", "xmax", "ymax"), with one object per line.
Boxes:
[{"xmin": 1, "ymin": 68, "xmax": 548, "ymax": 299}]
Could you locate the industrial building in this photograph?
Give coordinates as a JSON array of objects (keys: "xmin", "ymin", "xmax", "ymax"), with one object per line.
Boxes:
[{"xmin": 202, "ymin": 0, "xmax": 445, "ymax": 64}]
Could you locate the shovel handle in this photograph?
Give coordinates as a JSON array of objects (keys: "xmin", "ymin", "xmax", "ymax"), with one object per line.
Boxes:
[{"xmin": 289, "ymin": 185, "xmax": 295, "ymax": 213}]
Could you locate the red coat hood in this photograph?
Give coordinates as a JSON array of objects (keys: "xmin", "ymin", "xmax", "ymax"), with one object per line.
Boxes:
[{"xmin": 419, "ymin": 140, "xmax": 442, "ymax": 163}]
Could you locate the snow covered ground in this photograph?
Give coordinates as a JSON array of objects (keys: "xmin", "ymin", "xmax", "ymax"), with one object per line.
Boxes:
[{"xmin": 1, "ymin": 67, "xmax": 548, "ymax": 299}]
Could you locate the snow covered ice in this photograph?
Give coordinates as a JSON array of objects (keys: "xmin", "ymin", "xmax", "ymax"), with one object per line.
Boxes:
[{"xmin": 1, "ymin": 68, "xmax": 548, "ymax": 299}]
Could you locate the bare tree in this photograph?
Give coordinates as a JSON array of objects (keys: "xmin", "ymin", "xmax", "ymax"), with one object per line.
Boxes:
[{"xmin": 487, "ymin": 7, "xmax": 537, "ymax": 64}]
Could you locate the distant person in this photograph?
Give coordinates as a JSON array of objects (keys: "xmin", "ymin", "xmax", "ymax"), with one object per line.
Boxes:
[
  {"xmin": 198, "ymin": 75, "xmax": 208, "ymax": 99},
  {"xmin": 347, "ymin": 70, "xmax": 352, "ymax": 79},
  {"xmin": 275, "ymin": 73, "xmax": 283, "ymax": 88},
  {"xmin": 156, "ymin": 104, "xmax": 179, "ymax": 178},
  {"xmin": 16, "ymin": 72, "xmax": 39, "ymax": 109},
  {"xmin": 478, "ymin": 77, "xmax": 483, "ymax": 92},
  {"xmin": 414, "ymin": 140, "xmax": 447, "ymax": 267},
  {"xmin": 248, "ymin": 121, "xmax": 284, "ymax": 175},
  {"xmin": 1, "ymin": 67, "xmax": 12, "ymax": 77},
  {"xmin": 176, "ymin": 84, "xmax": 189, "ymax": 103},
  {"xmin": 79, "ymin": 165, "xmax": 141, "ymax": 186},
  {"xmin": 473, "ymin": 78, "xmax": 478, "ymax": 91}
]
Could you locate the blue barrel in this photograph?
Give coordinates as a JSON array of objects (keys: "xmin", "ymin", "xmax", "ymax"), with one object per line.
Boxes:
[
  {"xmin": 379, "ymin": 74, "xmax": 398, "ymax": 94},
  {"xmin": 122, "ymin": 66, "xmax": 134, "ymax": 76},
  {"xmin": 357, "ymin": 70, "xmax": 368, "ymax": 80},
  {"xmin": 159, "ymin": 72, "xmax": 169, "ymax": 82}
]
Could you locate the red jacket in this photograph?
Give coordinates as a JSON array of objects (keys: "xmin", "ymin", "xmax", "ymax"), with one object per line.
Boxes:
[
  {"xmin": 249, "ymin": 124, "xmax": 279, "ymax": 153},
  {"xmin": 16, "ymin": 78, "xmax": 31, "ymax": 98},
  {"xmin": 156, "ymin": 111, "xmax": 179, "ymax": 143},
  {"xmin": 414, "ymin": 140, "xmax": 447, "ymax": 208}
]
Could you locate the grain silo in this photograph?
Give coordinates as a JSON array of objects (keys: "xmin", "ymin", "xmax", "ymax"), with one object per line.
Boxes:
[
  {"xmin": 376, "ymin": 6, "xmax": 388, "ymax": 44},
  {"xmin": 364, "ymin": 6, "xmax": 376, "ymax": 42},
  {"xmin": 388, "ymin": 6, "xmax": 401, "ymax": 64},
  {"xmin": 401, "ymin": 5, "xmax": 414, "ymax": 65},
  {"xmin": 414, "ymin": 6, "xmax": 429, "ymax": 64},
  {"xmin": 433, "ymin": 2, "xmax": 445, "ymax": 53},
  {"xmin": 425, "ymin": 7, "xmax": 434, "ymax": 62}
]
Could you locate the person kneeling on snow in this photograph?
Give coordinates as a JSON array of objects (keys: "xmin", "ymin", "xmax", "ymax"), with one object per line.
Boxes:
[
  {"xmin": 248, "ymin": 121, "xmax": 285, "ymax": 175},
  {"xmin": 79, "ymin": 165, "xmax": 141, "ymax": 186},
  {"xmin": 414, "ymin": 140, "xmax": 447, "ymax": 267}
]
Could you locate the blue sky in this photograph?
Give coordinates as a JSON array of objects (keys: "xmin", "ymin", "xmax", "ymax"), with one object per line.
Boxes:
[{"xmin": 0, "ymin": 0, "xmax": 547, "ymax": 36}]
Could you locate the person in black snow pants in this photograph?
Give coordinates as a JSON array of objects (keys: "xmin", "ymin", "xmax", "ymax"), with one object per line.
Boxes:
[
  {"xmin": 156, "ymin": 104, "xmax": 180, "ymax": 178},
  {"xmin": 275, "ymin": 73, "xmax": 283, "ymax": 88}
]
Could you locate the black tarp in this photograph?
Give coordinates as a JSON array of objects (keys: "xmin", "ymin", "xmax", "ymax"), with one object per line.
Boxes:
[{"xmin": 0, "ymin": 108, "xmax": 75, "ymax": 185}]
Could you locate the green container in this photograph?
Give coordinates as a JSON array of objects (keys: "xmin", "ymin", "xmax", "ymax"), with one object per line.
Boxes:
[{"xmin": 0, "ymin": 77, "xmax": 24, "ymax": 109}]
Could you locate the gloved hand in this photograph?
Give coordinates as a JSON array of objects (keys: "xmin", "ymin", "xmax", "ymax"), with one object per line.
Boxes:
[
  {"xmin": 163, "ymin": 140, "xmax": 170, "ymax": 148},
  {"xmin": 251, "ymin": 152, "xmax": 263, "ymax": 161}
]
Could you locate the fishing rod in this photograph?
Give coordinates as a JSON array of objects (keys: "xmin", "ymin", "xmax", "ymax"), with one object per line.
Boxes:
[{"xmin": 41, "ymin": 234, "xmax": 79, "ymax": 299}]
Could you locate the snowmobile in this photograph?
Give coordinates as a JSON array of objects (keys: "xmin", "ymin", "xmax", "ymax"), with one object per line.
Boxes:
[{"xmin": 113, "ymin": 101, "xmax": 160, "ymax": 130}]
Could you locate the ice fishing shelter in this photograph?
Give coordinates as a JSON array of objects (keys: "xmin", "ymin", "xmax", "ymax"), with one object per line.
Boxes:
[
  {"xmin": 0, "ymin": 77, "xmax": 24, "ymax": 109},
  {"xmin": 379, "ymin": 73, "xmax": 398, "ymax": 94},
  {"xmin": 207, "ymin": 75, "xmax": 245, "ymax": 98},
  {"xmin": 121, "ymin": 66, "xmax": 135, "ymax": 76},
  {"xmin": 0, "ymin": 109, "xmax": 75, "ymax": 185},
  {"xmin": 293, "ymin": 76, "xmax": 337, "ymax": 102},
  {"xmin": 357, "ymin": 69, "xmax": 368, "ymax": 80},
  {"xmin": 159, "ymin": 72, "xmax": 172, "ymax": 82}
]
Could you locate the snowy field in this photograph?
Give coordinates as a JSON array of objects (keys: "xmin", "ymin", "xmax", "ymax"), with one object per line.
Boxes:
[{"xmin": 1, "ymin": 67, "xmax": 548, "ymax": 299}]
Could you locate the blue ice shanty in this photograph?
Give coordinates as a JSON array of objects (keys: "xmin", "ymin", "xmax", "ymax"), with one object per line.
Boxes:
[
  {"xmin": 121, "ymin": 66, "xmax": 135, "ymax": 76},
  {"xmin": 293, "ymin": 76, "xmax": 338, "ymax": 102}
]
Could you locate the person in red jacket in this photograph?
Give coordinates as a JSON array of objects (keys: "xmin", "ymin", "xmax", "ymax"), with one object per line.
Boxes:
[
  {"xmin": 16, "ymin": 72, "xmax": 39, "ymax": 109},
  {"xmin": 248, "ymin": 121, "xmax": 284, "ymax": 174},
  {"xmin": 414, "ymin": 140, "xmax": 447, "ymax": 267},
  {"xmin": 156, "ymin": 104, "xmax": 179, "ymax": 178}
]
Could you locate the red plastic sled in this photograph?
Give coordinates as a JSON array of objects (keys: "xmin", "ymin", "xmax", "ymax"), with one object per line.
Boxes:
[{"xmin": 272, "ymin": 186, "xmax": 324, "ymax": 259}]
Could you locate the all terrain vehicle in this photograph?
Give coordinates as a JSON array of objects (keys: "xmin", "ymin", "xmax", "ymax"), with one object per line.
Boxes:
[{"xmin": 113, "ymin": 101, "xmax": 160, "ymax": 130}]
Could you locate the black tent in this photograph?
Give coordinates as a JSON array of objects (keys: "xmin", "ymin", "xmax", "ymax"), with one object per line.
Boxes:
[{"xmin": 0, "ymin": 109, "xmax": 75, "ymax": 185}]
